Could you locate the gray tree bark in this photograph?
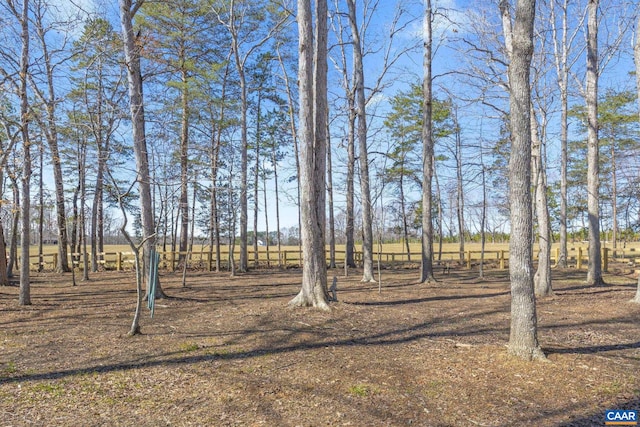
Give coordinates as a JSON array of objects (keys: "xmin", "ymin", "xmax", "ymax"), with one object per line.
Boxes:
[
  {"xmin": 119, "ymin": 0, "xmax": 165, "ymax": 298},
  {"xmin": 275, "ymin": 44, "xmax": 302, "ymax": 258},
  {"xmin": 18, "ymin": 0, "xmax": 31, "ymax": 306},
  {"xmin": 327, "ymin": 124, "xmax": 337, "ymax": 269},
  {"xmin": 227, "ymin": 0, "xmax": 249, "ymax": 273},
  {"xmin": 346, "ymin": 0, "xmax": 375, "ymax": 283},
  {"xmin": 179, "ymin": 67, "xmax": 190, "ymax": 261},
  {"xmin": 634, "ymin": 13, "xmax": 640, "ymax": 303},
  {"xmin": 420, "ymin": 0, "xmax": 435, "ymax": 283},
  {"xmin": 532, "ymin": 106, "xmax": 552, "ymax": 297},
  {"xmin": 586, "ymin": 0, "xmax": 604, "ymax": 287},
  {"xmin": 345, "ymin": 106, "xmax": 356, "ymax": 268},
  {"xmin": 549, "ymin": 0, "xmax": 576, "ymax": 269},
  {"xmin": 454, "ymin": 111, "xmax": 465, "ymax": 262},
  {"xmin": 501, "ymin": 0, "xmax": 544, "ymax": 360},
  {"xmin": 30, "ymin": 3, "xmax": 71, "ymax": 274},
  {"xmin": 289, "ymin": 0, "xmax": 329, "ymax": 309}
]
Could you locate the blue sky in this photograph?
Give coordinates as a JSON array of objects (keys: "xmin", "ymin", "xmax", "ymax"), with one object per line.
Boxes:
[{"xmin": 40, "ymin": 0, "xmax": 640, "ymax": 237}]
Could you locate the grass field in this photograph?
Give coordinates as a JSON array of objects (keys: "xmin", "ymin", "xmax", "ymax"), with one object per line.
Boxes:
[{"xmin": 20, "ymin": 240, "xmax": 640, "ymax": 272}]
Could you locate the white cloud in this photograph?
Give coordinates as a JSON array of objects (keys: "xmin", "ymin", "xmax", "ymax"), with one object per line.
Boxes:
[{"xmin": 405, "ymin": 0, "xmax": 472, "ymax": 41}]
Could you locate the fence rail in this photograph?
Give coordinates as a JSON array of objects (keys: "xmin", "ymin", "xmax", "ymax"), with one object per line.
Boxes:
[{"xmin": 16, "ymin": 246, "xmax": 630, "ymax": 273}]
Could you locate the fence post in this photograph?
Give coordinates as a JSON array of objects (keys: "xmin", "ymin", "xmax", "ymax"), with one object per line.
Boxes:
[
  {"xmin": 466, "ymin": 250, "xmax": 471, "ymax": 269},
  {"xmin": 52, "ymin": 253, "xmax": 58, "ymax": 271},
  {"xmin": 577, "ymin": 247, "xmax": 582, "ymax": 269},
  {"xmin": 499, "ymin": 250, "xmax": 505, "ymax": 270},
  {"xmin": 117, "ymin": 252, "xmax": 122, "ymax": 271},
  {"xmin": 555, "ymin": 247, "xmax": 560, "ymax": 265},
  {"xmin": 283, "ymin": 251, "xmax": 287, "ymax": 267},
  {"xmin": 602, "ymin": 247, "xmax": 608, "ymax": 272}
]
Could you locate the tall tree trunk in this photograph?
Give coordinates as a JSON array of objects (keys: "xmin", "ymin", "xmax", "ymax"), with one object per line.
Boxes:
[
  {"xmin": 71, "ymin": 185, "xmax": 79, "ymax": 270},
  {"xmin": 289, "ymin": 0, "xmax": 329, "ymax": 309},
  {"xmin": 610, "ymin": 142, "xmax": 617, "ymax": 250},
  {"xmin": 8, "ymin": 176, "xmax": 19, "ymax": 278},
  {"xmin": 119, "ymin": 0, "xmax": 165, "ymax": 300},
  {"xmin": 0, "ymin": 221, "xmax": 7, "ymax": 285},
  {"xmin": 275, "ymin": 44, "xmax": 302, "ymax": 260},
  {"xmin": 179, "ymin": 67, "xmax": 190, "ymax": 261},
  {"xmin": 435, "ymin": 161, "xmax": 443, "ymax": 261},
  {"xmin": 18, "ymin": 0, "xmax": 31, "ymax": 306},
  {"xmin": 209, "ymin": 60, "xmax": 230, "ymax": 273},
  {"xmin": 549, "ymin": 0, "xmax": 572, "ymax": 268},
  {"xmin": 273, "ymin": 141, "xmax": 282, "ymax": 268},
  {"xmin": 400, "ymin": 173, "xmax": 411, "ymax": 261},
  {"xmin": 79, "ymin": 143, "xmax": 89, "ymax": 282},
  {"xmin": 31, "ymin": 8, "xmax": 70, "ymax": 274},
  {"xmin": 559, "ymin": 89, "xmax": 568, "ymax": 267},
  {"xmin": 327, "ymin": 125, "xmax": 336, "ymax": 269},
  {"xmin": 253, "ymin": 93, "xmax": 262, "ymax": 268},
  {"xmin": 90, "ymin": 71, "xmax": 105, "ymax": 273},
  {"xmin": 189, "ymin": 172, "xmax": 197, "ymax": 253},
  {"xmin": 586, "ymin": 0, "xmax": 604, "ymax": 286},
  {"xmin": 345, "ymin": 106, "xmax": 356, "ymax": 268},
  {"xmin": 38, "ymin": 141, "xmax": 44, "ymax": 273},
  {"xmin": 92, "ymin": 145, "xmax": 107, "ymax": 272},
  {"xmin": 420, "ymin": 0, "xmax": 435, "ymax": 283},
  {"xmin": 633, "ymin": 12, "xmax": 640, "ymax": 304},
  {"xmin": 228, "ymin": 1, "xmax": 249, "ymax": 273},
  {"xmin": 501, "ymin": 0, "xmax": 544, "ymax": 360},
  {"xmin": 210, "ymin": 144, "xmax": 221, "ymax": 271},
  {"xmin": 455, "ymin": 114, "xmax": 465, "ymax": 262},
  {"xmin": 347, "ymin": 0, "xmax": 374, "ymax": 283},
  {"xmin": 227, "ymin": 165, "xmax": 237, "ymax": 276},
  {"xmin": 479, "ymin": 160, "xmax": 487, "ymax": 279},
  {"xmin": 0, "ymin": 173, "xmax": 8, "ymax": 285},
  {"xmin": 261, "ymin": 165, "xmax": 270, "ymax": 267},
  {"xmin": 532, "ymin": 106, "xmax": 551, "ymax": 297}
]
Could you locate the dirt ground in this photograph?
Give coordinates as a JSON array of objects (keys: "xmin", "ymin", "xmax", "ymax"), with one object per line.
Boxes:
[{"xmin": 0, "ymin": 265, "xmax": 639, "ymax": 426}]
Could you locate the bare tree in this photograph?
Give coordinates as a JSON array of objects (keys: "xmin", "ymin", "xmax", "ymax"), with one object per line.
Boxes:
[
  {"xmin": 549, "ymin": 0, "xmax": 585, "ymax": 268},
  {"xmin": 501, "ymin": 0, "xmax": 544, "ymax": 360},
  {"xmin": 328, "ymin": 3, "xmax": 357, "ymax": 268},
  {"xmin": 634, "ymin": 12, "xmax": 640, "ymax": 304},
  {"xmin": 275, "ymin": 41, "xmax": 302, "ymax": 261},
  {"xmin": 16, "ymin": 0, "xmax": 31, "ymax": 305},
  {"xmin": 453, "ymin": 108, "xmax": 465, "ymax": 262},
  {"xmin": 420, "ymin": 0, "xmax": 435, "ymax": 283},
  {"xmin": 346, "ymin": 0, "xmax": 375, "ymax": 282},
  {"xmin": 119, "ymin": 0, "xmax": 165, "ymax": 298},
  {"xmin": 531, "ymin": 105, "xmax": 551, "ymax": 296},
  {"xmin": 0, "ymin": 111, "xmax": 20, "ymax": 286},
  {"xmin": 330, "ymin": 0, "xmax": 416, "ymax": 272},
  {"xmin": 327, "ymin": 121, "xmax": 337, "ymax": 269},
  {"xmin": 585, "ymin": 0, "xmax": 604, "ymax": 287},
  {"xmin": 28, "ymin": 0, "xmax": 73, "ymax": 273},
  {"xmin": 289, "ymin": 0, "xmax": 330, "ymax": 309}
]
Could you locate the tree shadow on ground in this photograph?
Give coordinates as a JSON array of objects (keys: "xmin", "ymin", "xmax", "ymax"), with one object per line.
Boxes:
[
  {"xmin": 0, "ymin": 306, "xmax": 508, "ymax": 386},
  {"xmin": 346, "ymin": 291, "xmax": 509, "ymax": 307},
  {"xmin": 545, "ymin": 341, "xmax": 640, "ymax": 355}
]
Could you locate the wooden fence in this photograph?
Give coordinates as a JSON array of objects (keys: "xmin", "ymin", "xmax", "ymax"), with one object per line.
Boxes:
[{"xmin": 18, "ymin": 245, "xmax": 635, "ymax": 273}]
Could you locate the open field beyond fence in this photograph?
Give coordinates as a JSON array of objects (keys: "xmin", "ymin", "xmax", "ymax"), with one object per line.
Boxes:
[{"xmin": 18, "ymin": 241, "xmax": 640, "ymax": 273}]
